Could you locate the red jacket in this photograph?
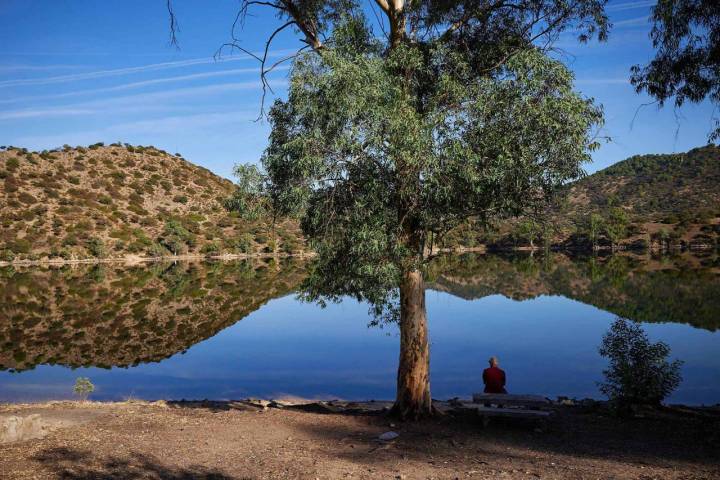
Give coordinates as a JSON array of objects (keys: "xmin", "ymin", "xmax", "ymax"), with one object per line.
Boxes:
[{"xmin": 483, "ymin": 366, "xmax": 507, "ymax": 394}]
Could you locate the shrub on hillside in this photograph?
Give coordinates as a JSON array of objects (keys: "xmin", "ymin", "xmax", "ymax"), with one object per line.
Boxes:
[
  {"xmin": 128, "ymin": 203, "xmax": 149, "ymax": 216},
  {"xmin": 225, "ymin": 233, "xmax": 253, "ymax": 254},
  {"xmin": 17, "ymin": 192, "xmax": 37, "ymax": 205},
  {"xmin": 6, "ymin": 157, "xmax": 19, "ymax": 170},
  {"xmin": 599, "ymin": 318, "xmax": 682, "ymax": 411},
  {"xmin": 4, "ymin": 176, "xmax": 19, "ymax": 193},
  {"xmin": 146, "ymin": 243, "xmax": 167, "ymax": 258},
  {"xmin": 200, "ymin": 242, "xmax": 219, "ymax": 255},
  {"xmin": 159, "ymin": 219, "xmax": 196, "ymax": 255},
  {"xmin": 217, "ymin": 216, "xmax": 233, "ymax": 228},
  {"xmin": 9, "ymin": 238, "xmax": 31, "ymax": 254},
  {"xmin": 282, "ymin": 238, "xmax": 300, "ymax": 254},
  {"xmin": 62, "ymin": 234, "xmax": 79, "ymax": 247},
  {"xmin": 86, "ymin": 237, "xmax": 107, "ymax": 258}
]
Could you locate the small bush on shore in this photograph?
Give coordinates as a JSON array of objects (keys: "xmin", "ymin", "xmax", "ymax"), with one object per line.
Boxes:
[
  {"xmin": 599, "ymin": 317, "xmax": 682, "ymax": 411},
  {"xmin": 73, "ymin": 377, "xmax": 95, "ymax": 401}
]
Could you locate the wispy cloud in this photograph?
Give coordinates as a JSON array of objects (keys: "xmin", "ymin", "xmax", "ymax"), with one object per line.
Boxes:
[
  {"xmin": 105, "ymin": 111, "xmax": 259, "ymax": 134},
  {"xmin": 614, "ymin": 15, "xmax": 651, "ymax": 27},
  {"xmin": 0, "ymin": 80, "xmax": 287, "ymax": 121},
  {"xmin": 0, "ymin": 65, "xmax": 289, "ymax": 105},
  {"xmin": 10, "ymin": 111, "xmax": 261, "ymax": 149},
  {"xmin": 575, "ymin": 78, "xmax": 631, "ymax": 86},
  {"xmin": 0, "ymin": 64, "xmax": 85, "ymax": 73},
  {"xmin": 0, "ymin": 108, "xmax": 95, "ymax": 120},
  {"xmin": 0, "ymin": 50, "xmax": 295, "ymax": 88},
  {"xmin": 606, "ymin": 0, "xmax": 655, "ymax": 12}
]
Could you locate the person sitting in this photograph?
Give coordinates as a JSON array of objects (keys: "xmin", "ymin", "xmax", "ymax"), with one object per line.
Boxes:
[{"xmin": 482, "ymin": 356, "xmax": 507, "ymax": 394}]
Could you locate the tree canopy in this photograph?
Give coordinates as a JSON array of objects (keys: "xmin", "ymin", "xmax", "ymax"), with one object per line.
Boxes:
[
  {"xmin": 261, "ymin": 22, "xmax": 603, "ymax": 312},
  {"xmin": 630, "ymin": 0, "xmax": 720, "ymax": 141},
  {"xmin": 175, "ymin": 0, "xmax": 611, "ymax": 418}
]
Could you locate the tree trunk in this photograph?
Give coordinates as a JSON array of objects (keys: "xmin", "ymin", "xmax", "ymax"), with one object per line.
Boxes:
[{"xmin": 391, "ymin": 268, "xmax": 433, "ymax": 419}]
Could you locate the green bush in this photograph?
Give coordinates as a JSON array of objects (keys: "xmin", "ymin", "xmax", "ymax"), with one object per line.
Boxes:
[
  {"xmin": 17, "ymin": 192, "xmax": 37, "ymax": 205},
  {"xmin": 599, "ymin": 318, "xmax": 682, "ymax": 410},
  {"xmin": 86, "ymin": 237, "xmax": 106, "ymax": 258},
  {"xmin": 6, "ymin": 157, "xmax": 19, "ymax": 170},
  {"xmin": 234, "ymin": 233, "xmax": 254, "ymax": 253},
  {"xmin": 3, "ymin": 176, "xmax": 18, "ymax": 192},
  {"xmin": 62, "ymin": 234, "xmax": 78, "ymax": 247},
  {"xmin": 73, "ymin": 377, "xmax": 95, "ymax": 401},
  {"xmin": 146, "ymin": 242, "xmax": 168, "ymax": 258},
  {"xmin": 9, "ymin": 238, "xmax": 31, "ymax": 254},
  {"xmin": 159, "ymin": 219, "xmax": 196, "ymax": 254},
  {"xmin": 173, "ymin": 195, "xmax": 188, "ymax": 204},
  {"xmin": 200, "ymin": 242, "xmax": 219, "ymax": 254}
]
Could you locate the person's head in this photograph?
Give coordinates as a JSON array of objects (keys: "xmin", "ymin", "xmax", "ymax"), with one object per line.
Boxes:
[{"xmin": 489, "ymin": 356, "xmax": 499, "ymax": 367}]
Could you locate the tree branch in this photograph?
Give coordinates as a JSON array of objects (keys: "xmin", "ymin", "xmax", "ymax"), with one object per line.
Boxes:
[{"xmin": 167, "ymin": 0, "xmax": 180, "ymax": 48}]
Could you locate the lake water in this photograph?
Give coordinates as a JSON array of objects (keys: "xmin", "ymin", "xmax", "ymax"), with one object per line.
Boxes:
[{"xmin": 1, "ymin": 253, "xmax": 719, "ymax": 405}]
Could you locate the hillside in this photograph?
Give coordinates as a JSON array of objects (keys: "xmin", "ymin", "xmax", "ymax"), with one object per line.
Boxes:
[
  {"xmin": 0, "ymin": 144, "xmax": 304, "ymax": 263},
  {"xmin": 1, "ymin": 143, "xmax": 718, "ymax": 262},
  {"xmin": 441, "ymin": 145, "xmax": 720, "ymax": 251},
  {"xmin": 564, "ymin": 144, "xmax": 720, "ymax": 222}
]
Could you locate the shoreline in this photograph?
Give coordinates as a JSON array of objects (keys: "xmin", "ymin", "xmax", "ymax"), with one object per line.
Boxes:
[
  {"xmin": 1, "ymin": 244, "xmax": 716, "ymax": 268},
  {"xmin": 0, "ymin": 251, "xmax": 316, "ymax": 268},
  {"xmin": 2, "ymin": 397, "xmax": 719, "ymax": 479},
  {"xmin": 2, "ymin": 396, "xmax": 719, "ymax": 410}
]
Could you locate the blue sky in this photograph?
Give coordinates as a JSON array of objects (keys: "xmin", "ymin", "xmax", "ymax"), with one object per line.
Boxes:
[{"xmin": 0, "ymin": 0, "xmax": 716, "ymax": 179}]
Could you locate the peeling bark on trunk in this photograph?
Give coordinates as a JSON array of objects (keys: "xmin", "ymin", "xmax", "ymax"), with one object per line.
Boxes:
[{"xmin": 391, "ymin": 268, "xmax": 433, "ymax": 420}]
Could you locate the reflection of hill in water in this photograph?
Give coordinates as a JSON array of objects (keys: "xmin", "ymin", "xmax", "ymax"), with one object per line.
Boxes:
[
  {"xmin": 2, "ymin": 253, "xmax": 718, "ymax": 372},
  {"xmin": 427, "ymin": 252, "xmax": 720, "ymax": 331},
  {"xmin": 0, "ymin": 259, "xmax": 306, "ymax": 372}
]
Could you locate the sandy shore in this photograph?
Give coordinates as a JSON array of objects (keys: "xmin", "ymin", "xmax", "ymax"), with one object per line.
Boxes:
[
  {"xmin": 0, "ymin": 252, "xmax": 316, "ymax": 268},
  {"xmin": 1, "ymin": 399, "xmax": 719, "ymax": 479}
]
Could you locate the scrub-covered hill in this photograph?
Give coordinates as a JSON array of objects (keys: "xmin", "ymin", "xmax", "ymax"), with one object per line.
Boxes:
[
  {"xmin": 0, "ymin": 144, "xmax": 304, "ymax": 262},
  {"xmin": 563, "ymin": 144, "xmax": 720, "ymax": 222},
  {"xmin": 440, "ymin": 145, "xmax": 720, "ymax": 251}
]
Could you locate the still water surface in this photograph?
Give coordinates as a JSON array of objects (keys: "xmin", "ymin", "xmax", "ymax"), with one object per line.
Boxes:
[{"xmin": 1, "ymin": 253, "xmax": 718, "ymax": 404}]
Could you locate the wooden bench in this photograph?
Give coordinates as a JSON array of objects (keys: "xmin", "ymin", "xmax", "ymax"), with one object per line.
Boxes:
[
  {"xmin": 461, "ymin": 393, "xmax": 554, "ymax": 427},
  {"xmin": 472, "ymin": 393, "xmax": 551, "ymax": 409}
]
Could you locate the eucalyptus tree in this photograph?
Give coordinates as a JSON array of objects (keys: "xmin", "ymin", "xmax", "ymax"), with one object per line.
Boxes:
[
  {"xmin": 631, "ymin": 0, "xmax": 720, "ymax": 141},
  {"xmin": 169, "ymin": 0, "xmax": 609, "ymax": 418}
]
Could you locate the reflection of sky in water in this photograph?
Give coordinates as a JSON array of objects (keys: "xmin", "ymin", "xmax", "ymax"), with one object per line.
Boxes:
[{"xmin": 2, "ymin": 291, "xmax": 718, "ymax": 405}]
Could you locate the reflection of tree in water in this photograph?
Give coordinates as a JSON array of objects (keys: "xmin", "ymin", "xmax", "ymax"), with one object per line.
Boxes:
[
  {"xmin": 1, "ymin": 252, "xmax": 717, "ymax": 373},
  {"xmin": 427, "ymin": 252, "xmax": 720, "ymax": 331},
  {"xmin": 0, "ymin": 259, "xmax": 307, "ymax": 372}
]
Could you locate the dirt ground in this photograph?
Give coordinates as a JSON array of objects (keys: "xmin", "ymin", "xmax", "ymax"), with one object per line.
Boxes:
[{"xmin": 1, "ymin": 400, "xmax": 719, "ymax": 480}]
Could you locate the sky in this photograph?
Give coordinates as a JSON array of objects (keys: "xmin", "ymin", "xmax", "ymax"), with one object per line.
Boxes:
[{"xmin": 0, "ymin": 0, "xmax": 716, "ymax": 179}]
